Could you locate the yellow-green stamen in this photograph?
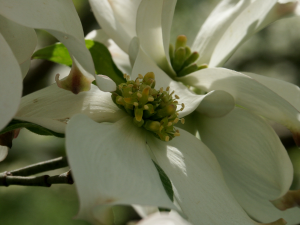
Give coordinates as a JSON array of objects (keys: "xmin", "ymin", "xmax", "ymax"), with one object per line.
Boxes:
[{"xmin": 111, "ymin": 72, "xmax": 184, "ymax": 141}]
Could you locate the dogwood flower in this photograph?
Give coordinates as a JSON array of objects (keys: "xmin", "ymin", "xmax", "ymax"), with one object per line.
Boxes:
[
  {"xmin": 14, "ymin": 43, "xmax": 296, "ymax": 224},
  {"xmin": 0, "ymin": 0, "xmax": 103, "ymax": 160},
  {"xmin": 88, "ymin": 0, "xmax": 299, "ymax": 76},
  {"xmin": 86, "ymin": 1, "xmax": 300, "ymax": 223}
]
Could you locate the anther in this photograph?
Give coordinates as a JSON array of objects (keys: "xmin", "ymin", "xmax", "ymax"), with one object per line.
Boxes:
[
  {"xmin": 174, "ymin": 132, "xmax": 180, "ymax": 137},
  {"xmin": 160, "ymin": 87, "xmax": 163, "ymax": 93},
  {"xmin": 175, "ymin": 95, "xmax": 180, "ymax": 99},
  {"xmin": 123, "ymin": 74, "xmax": 127, "ymax": 79},
  {"xmin": 144, "ymin": 105, "xmax": 149, "ymax": 110},
  {"xmin": 136, "ymin": 79, "xmax": 140, "ymax": 85},
  {"xmin": 126, "ymin": 75, "xmax": 130, "ymax": 80},
  {"xmin": 170, "ymin": 91, "xmax": 174, "ymax": 96},
  {"xmin": 173, "ymin": 118, "xmax": 179, "ymax": 124},
  {"xmin": 180, "ymin": 103, "xmax": 185, "ymax": 111},
  {"xmin": 166, "ymin": 86, "xmax": 170, "ymax": 92},
  {"xmin": 129, "ymin": 91, "xmax": 133, "ymax": 95},
  {"xmin": 137, "ymin": 92, "xmax": 142, "ymax": 98},
  {"xmin": 128, "ymin": 84, "xmax": 133, "ymax": 88},
  {"xmin": 165, "ymin": 136, "xmax": 170, "ymax": 142},
  {"xmin": 167, "ymin": 122, "xmax": 172, "ymax": 127},
  {"xmin": 181, "ymin": 118, "xmax": 185, "ymax": 124},
  {"xmin": 148, "ymin": 97, "xmax": 154, "ymax": 101},
  {"xmin": 138, "ymin": 74, "xmax": 143, "ymax": 79},
  {"xmin": 133, "ymin": 102, "xmax": 139, "ymax": 107}
]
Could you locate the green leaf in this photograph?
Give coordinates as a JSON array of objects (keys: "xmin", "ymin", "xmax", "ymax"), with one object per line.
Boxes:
[
  {"xmin": 32, "ymin": 40, "xmax": 125, "ymax": 85},
  {"xmin": 0, "ymin": 120, "xmax": 64, "ymax": 138},
  {"xmin": 153, "ymin": 161, "xmax": 174, "ymax": 212},
  {"xmin": 32, "ymin": 43, "xmax": 72, "ymax": 66}
]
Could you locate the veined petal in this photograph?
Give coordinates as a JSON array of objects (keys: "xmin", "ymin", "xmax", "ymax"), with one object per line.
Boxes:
[
  {"xmin": 245, "ymin": 72, "xmax": 300, "ymax": 111},
  {"xmin": 209, "ymin": 0, "xmax": 299, "ymax": 67},
  {"xmin": 192, "ymin": 0, "xmax": 251, "ymax": 65},
  {"xmin": 89, "ymin": 0, "xmax": 141, "ymax": 53},
  {"xmin": 15, "ymin": 84, "xmax": 126, "ymax": 133},
  {"xmin": 0, "ymin": 15, "xmax": 36, "ymax": 78},
  {"xmin": 147, "ymin": 128, "xmax": 262, "ymax": 225},
  {"xmin": 86, "ymin": 30, "xmax": 132, "ymax": 75},
  {"xmin": 136, "ymin": 0, "xmax": 176, "ymax": 76},
  {"xmin": 0, "ymin": 0, "xmax": 95, "ymax": 79},
  {"xmin": 131, "ymin": 47, "xmax": 235, "ymax": 117},
  {"xmin": 179, "ymin": 68, "xmax": 300, "ymax": 139},
  {"xmin": 196, "ymin": 108, "xmax": 293, "ymax": 219},
  {"xmin": 0, "ymin": 32, "xmax": 22, "ymax": 131},
  {"xmin": 136, "ymin": 211, "xmax": 192, "ymax": 225},
  {"xmin": 66, "ymin": 115, "xmax": 176, "ymax": 224}
]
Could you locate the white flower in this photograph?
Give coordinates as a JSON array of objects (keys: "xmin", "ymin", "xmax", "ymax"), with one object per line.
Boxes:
[
  {"xmin": 15, "ymin": 45, "xmax": 294, "ymax": 224},
  {"xmin": 88, "ymin": 0, "xmax": 299, "ymax": 76},
  {"xmin": 86, "ymin": 1, "xmax": 300, "ymax": 223},
  {"xmin": 0, "ymin": 0, "xmax": 101, "ymax": 160}
]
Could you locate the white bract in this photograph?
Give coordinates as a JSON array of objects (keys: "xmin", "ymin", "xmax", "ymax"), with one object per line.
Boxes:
[{"xmin": 15, "ymin": 43, "xmax": 296, "ymax": 225}]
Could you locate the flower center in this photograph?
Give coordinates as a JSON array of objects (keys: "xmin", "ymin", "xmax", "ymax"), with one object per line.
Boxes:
[
  {"xmin": 169, "ymin": 35, "xmax": 207, "ymax": 77},
  {"xmin": 111, "ymin": 72, "xmax": 185, "ymax": 141}
]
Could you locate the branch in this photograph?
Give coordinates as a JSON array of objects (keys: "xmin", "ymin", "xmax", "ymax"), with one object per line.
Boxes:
[
  {"xmin": 8, "ymin": 156, "xmax": 68, "ymax": 176},
  {"xmin": 0, "ymin": 170, "xmax": 73, "ymax": 187}
]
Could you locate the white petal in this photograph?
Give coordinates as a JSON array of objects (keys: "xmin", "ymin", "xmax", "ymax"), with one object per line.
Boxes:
[
  {"xmin": 86, "ymin": 29, "xmax": 132, "ymax": 75},
  {"xmin": 0, "ymin": 32, "xmax": 22, "ymax": 130},
  {"xmin": 15, "ymin": 84, "xmax": 126, "ymax": 133},
  {"xmin": 137, "ymin": 211, "xmax": 192, "ymax": 225},
  {"xmin": 245, "ymin": 72, "xmax": 300, "ymax": 111},
  {"xmin": 146, "ymin": 128, "xmax": 260, "ymax": 224},
  {"xmin": 136, "ymin": 0, "xmax": 175, "ymax": 76},
  {"xmin": 131, "ymin": 47, "xmax": 234, "ymax": 117},
  {"xmin": 0, "ymin": 0, "xmax": 95, "ymax": 78},
  {"xmin": 192, "ymin": 0, "xmax": 250, "ymax": 65},
  {"xmin": 66, "ymin": 115, "xmax": 176, "ymax": 224},
  {"xmin": 196, "ymin": 108, "xmax": 293, "ymax": 216},
  {"xmin": 89, "ymin": 0, "xmax": 141, "ymax": 53},
  {"xmin": 132, "ymin": 205, "xmax": 159, "ymax": 219},
  {"xmin": 0, "ymin": 15, "xmax": 36, "ymax": 78},
  {"xmin": 238, "ymin": 196, "xmax": 300, "ymax": 225},
  {"xmin": 209, "ymin": 0, "xmax": 299, "ymax": 67},
  {"xmin": 179, "ymin": 68, "xmax": 300, "ymax": 138},
  {"xmin": 95, "ymin": 75, "xmax": 116, "ymax": 92},
  {"xmin": 0, "ymin": 146, "xmax": 8, "ymax": 162}
]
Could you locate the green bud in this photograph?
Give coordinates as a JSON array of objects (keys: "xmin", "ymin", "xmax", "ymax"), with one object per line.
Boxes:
[
  {"xmin": 182, "ymin": 52, "xmax": 199, "ymax": 69},
  {"xmin": 177, "ymin": 64, "xmax": 199, "ymax": 77},
  {"xmin": 172, "ymin": 47, "xmax": 186, "ymax": 71},
  {"xmin": 175, "ymin": 35, "xmax": 187, "ymax": 50}
]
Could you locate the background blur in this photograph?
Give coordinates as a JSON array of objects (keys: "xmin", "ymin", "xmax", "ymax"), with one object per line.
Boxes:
[{"xmin": 1, "ymin": 0, "xmax": 300, "ymax": 224}]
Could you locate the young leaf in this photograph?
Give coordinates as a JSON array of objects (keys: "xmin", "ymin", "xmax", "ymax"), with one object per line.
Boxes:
[
  {"xmin": 32, "ymin": 40, "xmax": 125, "ymax": 85},
  {"xmin": 0, "ymin": 120, "xmax": 64, "ymax": 138}
]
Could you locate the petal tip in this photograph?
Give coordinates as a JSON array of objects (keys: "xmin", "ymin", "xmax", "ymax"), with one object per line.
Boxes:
[{"xmin": 96, "ymin": 75, "xmax": 116, "ymax": 92}]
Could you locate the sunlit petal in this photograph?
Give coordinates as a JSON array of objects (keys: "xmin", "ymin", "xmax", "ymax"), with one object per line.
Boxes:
[
  {"xmin": 66, "ymin": 115, "xmax": 176, "ymax": 224},
  {"xmin": 147, "ymin": 128, "xmax": 261, "ymax": 224}
]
